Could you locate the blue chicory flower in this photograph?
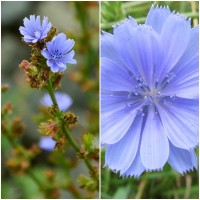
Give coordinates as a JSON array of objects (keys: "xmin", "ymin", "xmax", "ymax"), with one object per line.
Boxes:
[
  {"xmin": 19, "ymin": 15, "xmax": 52, "ymax": 43},
  {"xmin": 41, "ymin": 33, "xmax": 77, "ymax": 73},
  {"xmin": 101, "ymin": 5, "xmax": 199, "ymax": 177},
  {"xmin": 40, "ymin": 91, "xmax": 73, "ymax": 111},
  {"xmin": 39, "ymin": 136, "xmax": 56, "ymax": 151}
]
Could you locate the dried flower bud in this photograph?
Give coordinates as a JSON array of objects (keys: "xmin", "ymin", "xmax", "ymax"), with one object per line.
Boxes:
[
  {"xmin": 11, "ymin": 117, "xmax": 25, "ymax": 137},
  {"xmin": 52, "ymin": 73, "xmax": 64, "ymax": 89},
  {"xmin": 19, "ymin": 60, "xmax": 30, "ymax": 71},
  {"xmin": 63, "ymin": 112, "xmax": 78, "ymax": 126},
  {"xmin": 54, "ymin": 137, "xmax": 65, "ymax": 150},
  {"xmin": 38, "ymin": 119, "xmax": 59, "ymax": 137}
]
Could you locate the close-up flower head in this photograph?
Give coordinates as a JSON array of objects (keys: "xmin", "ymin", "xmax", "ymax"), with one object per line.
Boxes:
[
  {"xmin": 19, "ymin": 15, "xmax": 52, "ymax": 43},
  {"xmin": 42, "ymin": 33, "xmax": 77, "ymax": 73},
  {"xmin": 101, "ymin": 5, "xmax": 199, "ymax": 177}
]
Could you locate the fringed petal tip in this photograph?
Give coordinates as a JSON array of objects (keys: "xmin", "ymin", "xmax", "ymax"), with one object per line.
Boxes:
[
  {"xmin": 101, "ymin": 30, "xmax": 112, "ymax": 37},
  {"xmin": 151, "ymin": 4, "xmax": 170, "ymax": 11},
  {"xmin": 180, "ymin": 166, "xmax": 197, "ymax": 175},
  {"xmin": 145, "ymin": 167, "xmax": 163, "ymax": 173},
  {"xmin": 170, "ymin": 11, "xmax": 191, "ymax": 25},
  {"xmin": 112, "ymin": 16, "xmax": 137, "ymax": 32},
  {"xmin": 120, "ymin": 172, "xmax": 141, "ymax": 179}
]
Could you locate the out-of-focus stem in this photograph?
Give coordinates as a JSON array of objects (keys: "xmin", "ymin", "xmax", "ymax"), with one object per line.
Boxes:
[
  {"xmin": 184, "ymin": 174, "xmax": 192, "ymax": 198},
  {"xmin": 135, "ymin": 180, "xmax": 147, "ymax": 199},
  {"xmin": 104, "ymin": 167, "xmax": 110, "ymax": 194},
  {"xmin": 46, "ymin": 80, "xmax": 58, "ymax": 107},
  {"xmin": 190, "ymin": 1, "xmax": 198, "ymax": 26}
]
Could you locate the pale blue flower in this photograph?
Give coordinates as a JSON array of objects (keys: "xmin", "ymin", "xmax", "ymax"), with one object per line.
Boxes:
[
  {"xmin": 39, "ymin": 136, "xmax": 56, "ymax": 151},
  {"xmin": 101, "ymin": 5, "xmax": 199, "ymax": 177},
  {"xmin": 42, "ymin": 33, "xmax": 76, "ymax": 73},
  {"xmin": 19, "ymin": 15, "xmax": 51, "ymax": 43},
  {"xmin": 40, "ymin": 92, "xmax": 73, "ymax": 111}
]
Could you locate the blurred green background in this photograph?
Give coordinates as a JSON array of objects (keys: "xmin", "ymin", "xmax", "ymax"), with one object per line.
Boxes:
[
  {"xmin": 1, "ymin": 1, "xmax": 99, "ymax": 199},
  {"xmin": 101, "ymin": 1, "xmax": 199, "ymax": 199}
]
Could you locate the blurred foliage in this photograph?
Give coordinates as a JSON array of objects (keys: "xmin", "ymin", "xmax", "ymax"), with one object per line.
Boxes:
[
  {"xmin": 2, "ymin": 1, "xmax": 99, "ymax": 199},
  {"xmin": 101, "ymin": 1, "xmax": 199, "ymax": 31},
  {"xmin": 101, "ymin": 1, "xmax": 199, "ymax": 199}
]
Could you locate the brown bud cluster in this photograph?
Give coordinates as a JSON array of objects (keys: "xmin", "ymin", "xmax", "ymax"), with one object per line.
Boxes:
[
  {"xmin": 54, "ymin": 137, "xmax": 66, "ymax": 150},
  {"xmin": 63, "ymin": 112, "xmax": 78, "ymax": 126},
  {"xmin": 6, "ymin": 145, "xmax": 40, "ymax": 174},
  {"xmin": 19, "ymin": 60, "xmax": 50, "ymax": 89},
  {"xmin": 38, "ymin": 119, "xmax": 60, "ymax": 138},
  {"xmin": 11, "ymin": 117, "xmax": 26, "ymax": 138}
]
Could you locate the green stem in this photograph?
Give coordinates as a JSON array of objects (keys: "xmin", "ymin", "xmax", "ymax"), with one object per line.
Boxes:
[
  {"xmin": 61, "ymin": 124, "xmax": 79, "ymax": 152},
  {"xmin": 46, "ymin": 80, "xmax": 58, "ymax": 107},
  {"xmin": 46, "ymin": 81, "xmax": 97, "ymax": 178}
]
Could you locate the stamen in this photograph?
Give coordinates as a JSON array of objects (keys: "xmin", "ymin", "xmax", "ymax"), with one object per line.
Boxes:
[
  {"xmin": 161, "ymin": 95, "xmax": 176, "ymax": 104},
  {"xmin": 160, "ymin": 72, "xmax": 176, "ymax": 89}
]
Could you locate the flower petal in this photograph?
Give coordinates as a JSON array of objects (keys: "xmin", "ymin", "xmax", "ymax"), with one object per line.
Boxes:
[
  {"xmin": 61, "ymin": 50, "xmax": 77, "ymax": 64},
  {"xmin": 162, "ymin": 56, "xmax": 198, "ymax": 98},
  {"xmin": 42, "ymin": 49, "xmax": 52, "ymax": 59},
  {"xmin": 157, "ymin": 101, "xmax": 198, "ymax": 149},
  {"xmin": 101, "ymin": 31, "xmax": 125, "ymax": 67},
  {"xmin": 114, "ymin": 25, "xmax": 163, "ymax": 87},
  {"xmin": 101, "ymin": 105, "xmax": 139, "ymax": 144},
  {"xmin": 168, "ymin": 141, "xmax": 197, "ymax": 174},
  {"xmin": 140, "ymin": 108, "xmax": 169, "ymax": 170},
  {"xmin": 101, "ymin": 57, "xmax": 135, "ymax": 91},
  {"xmin": 120, "ymin": 146, "xmax": 145, "ymax": 178},
  {"xmin": 159, "ymin": 13, "xmax": 191, "ymax": 81},
  {"xmin": 50, "ymin": 64, "xmax": 59, "ymax": 73},
  {"xmin": 105, "ymin": 116, "xmax": 143, "ymax": 173},
  {"xmin": 19, "ymin": 26, "xmax": 29, "ymax": 36},
  {"xmin": 46, "ymin": 59, "xmax": 54, "ymax": 67},
  {"xmin": 56, "ymin": 61, "xmax": 66, "ymax": 72},
  {"xmin": 172, "ymin": 26, "xmax": 199, "ymax": 74},
  {"xmin": 46, "ymin": 41, "xmax": 55, "ymax": 52},
  {"xmin": 162, "ymin": 26, "xmax": 199, "ymax": 98},
  {"xmin": 145, "ymin": 5, "xmax": 171, "ymax": 34}
]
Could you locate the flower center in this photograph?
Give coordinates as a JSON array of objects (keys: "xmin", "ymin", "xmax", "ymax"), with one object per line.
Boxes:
[
  {"xmin": 34, "ymin": 31, "xmax": 41, "ymax": 39},
  {"xmin": 128, "ymin": 72, "xmax": 176, "ymax": 117},
  {"xmin": 51, "ymin": 49, "xmax": 63, "ymax": 61}
]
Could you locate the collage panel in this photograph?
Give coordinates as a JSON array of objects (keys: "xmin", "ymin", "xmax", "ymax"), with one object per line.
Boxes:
[
  {"xmin": 100, "ymin": 1, "xmax": 199, "ymax": 199},
  {"xmin": 1, "ymin": 0, "xmax": 199, "ymax": 199},
  {"xmin": 1, "ymin": 1, "xmax": 99, "ymax": 199}
]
